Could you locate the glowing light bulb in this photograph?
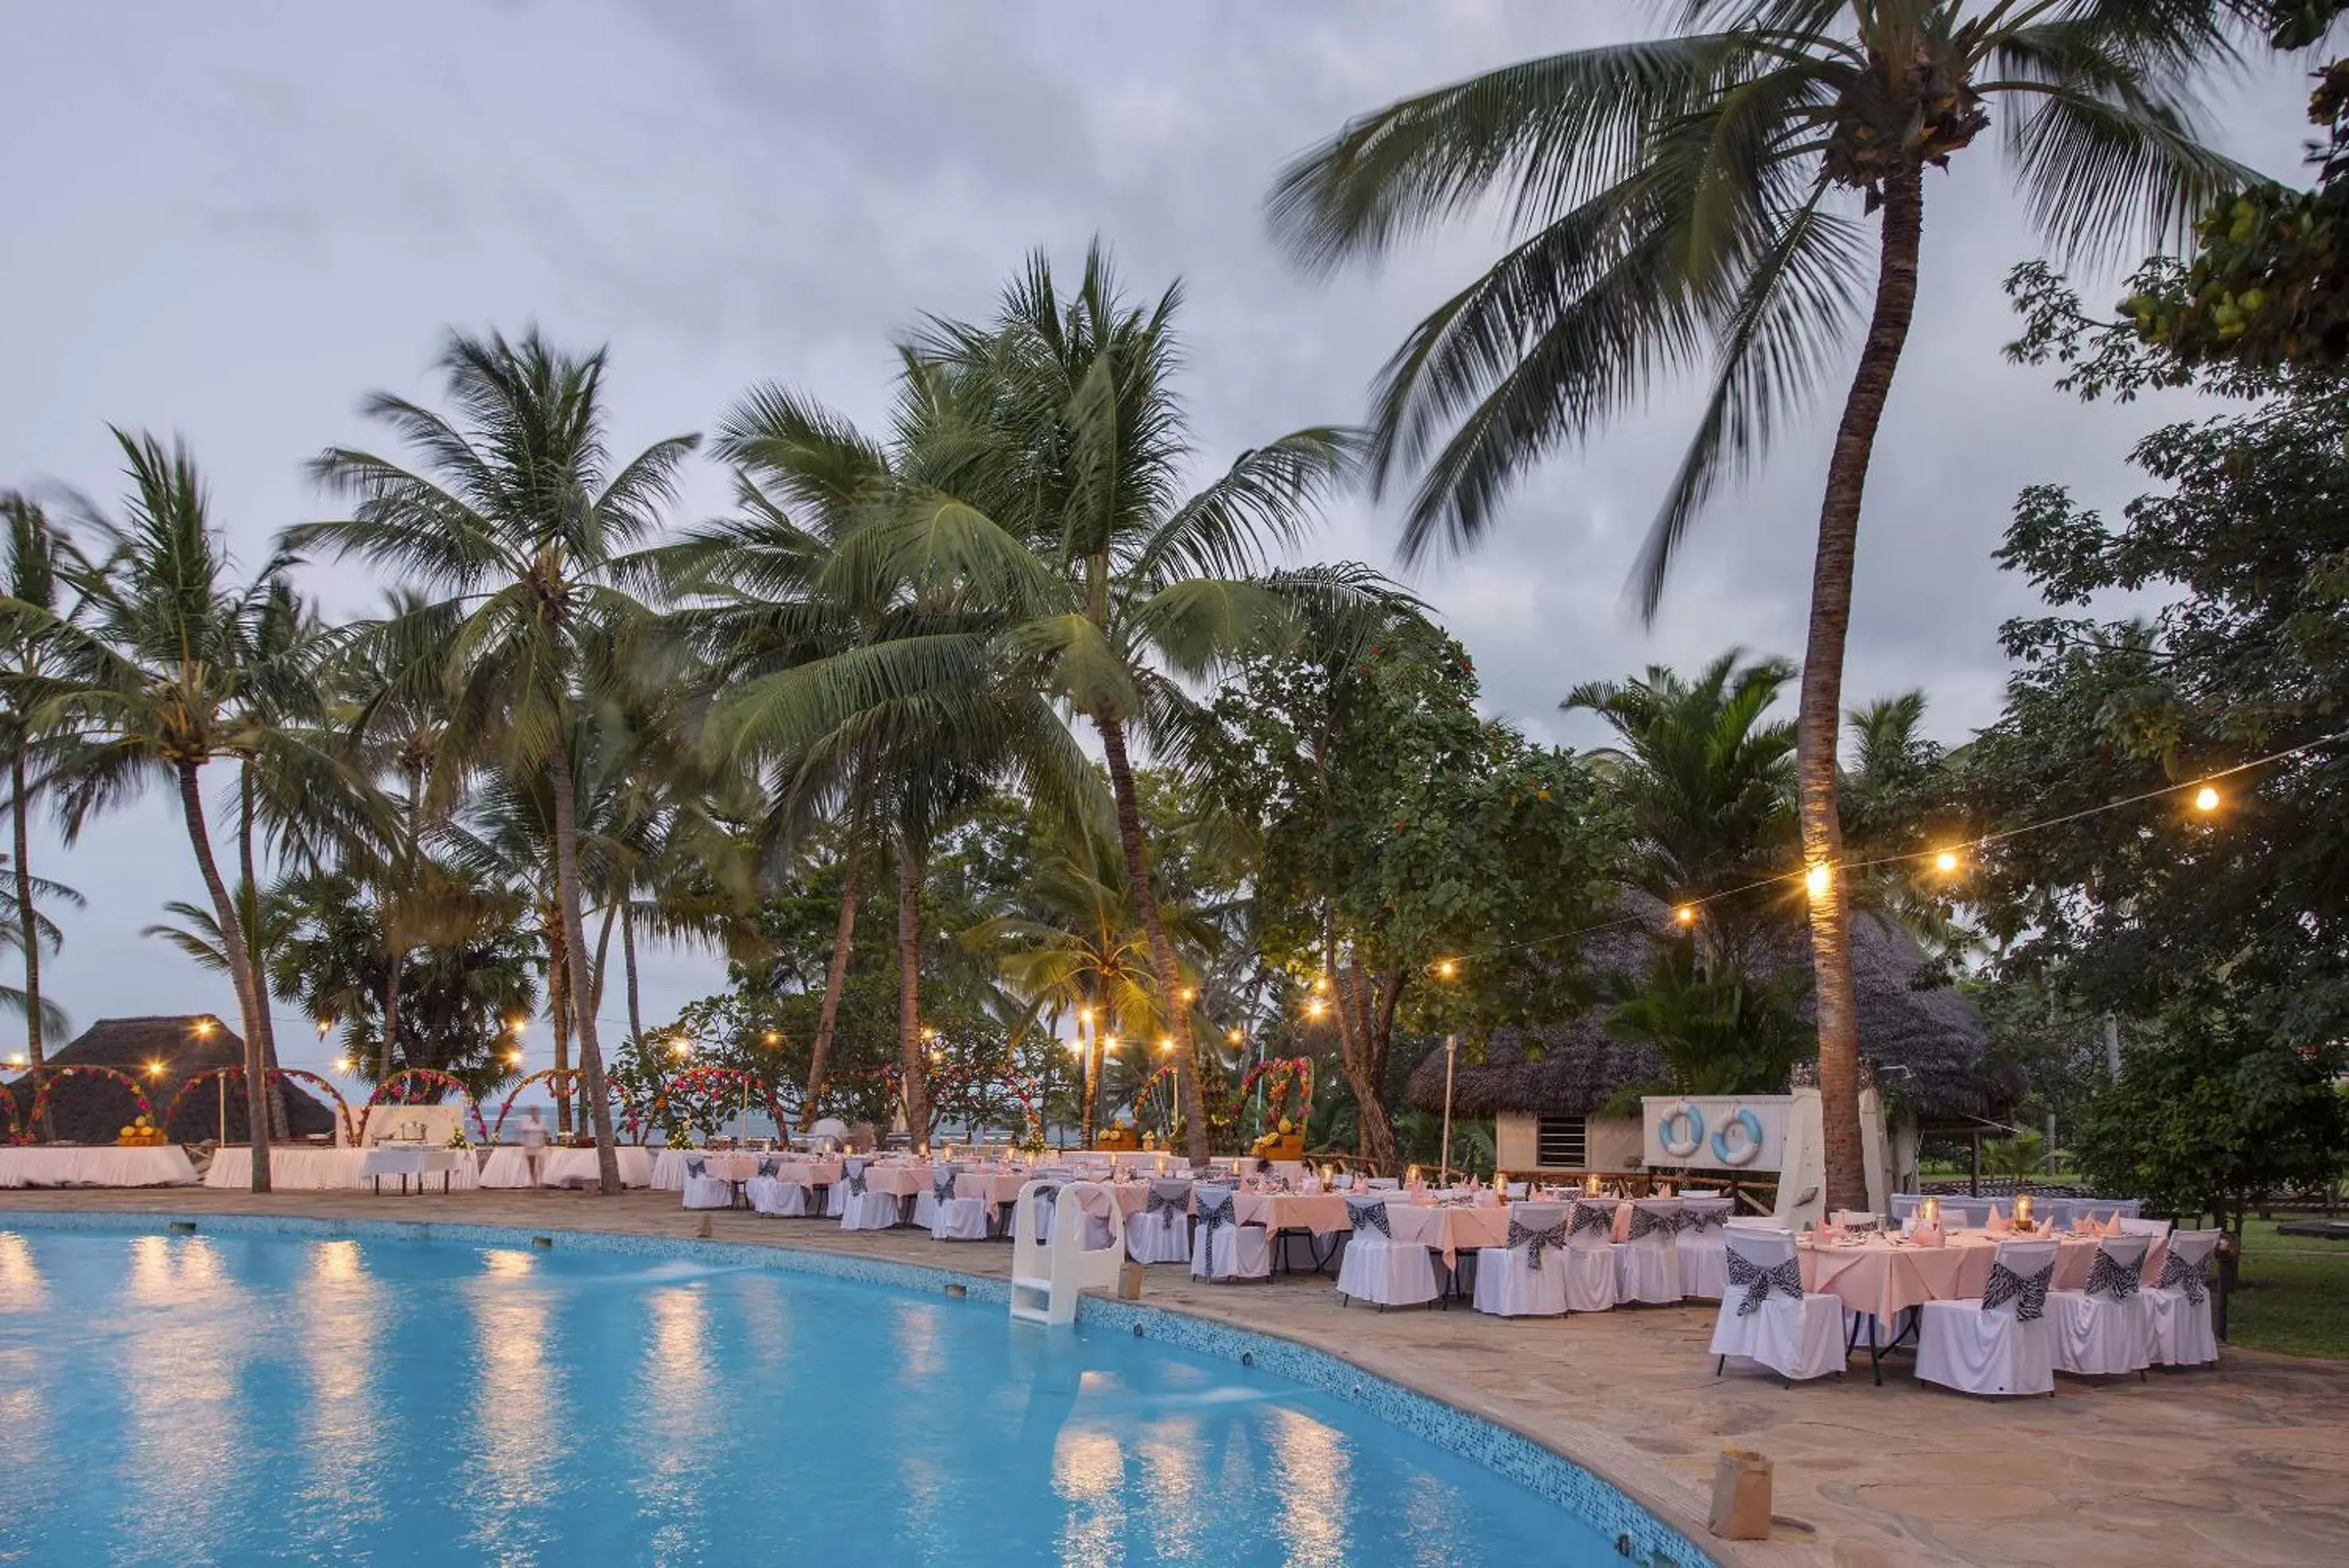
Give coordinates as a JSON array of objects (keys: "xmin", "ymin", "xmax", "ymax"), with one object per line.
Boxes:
[
  {"xmin": 1305, "ymin": 999, "xmax": 1328, "ymax": 1019},
  {"xmin": 1436, "ymin": 958, "xmax": 1457, "ymax": 979},
  {"xmin": 2194, "ymin": 785, "xmax": 2220, "ymax": 813},
  {"xmin": 1805, "ymin": 863, "xmax": 1831, "ymax": 900},
  {"xmin": 1313, "ymin": 975, "xmax": 1331, "ymax": 994},
  {"xmin": 1177, "ymin": 986, "xmax": 1196, "ymax": 1004},
  {"xmin": 1157, "ymin": 1036, "xmax": 1173, "ymax": 1054},
  {"xmin": 1935, "ymin": 850, "xmax": 1960, "ymax": 873},
  {"xmin": 504, "ymin": 1050, "xmax": 523, "ymax": 1068},
  {"xmin": 1674, "ymin": 905, "xmax": 1695, "ymax": 925},
  {"xmin": 1227, "ymin": 1027, "xmax": 1244, "ymax": 1044},
  {"xmin": 333, "ymin": 1056, "xmax": 352, "ymax": 1074},
  {"xmin": 145, "ymin": 1059, "xmax": 167, "ymax": 1079},
  {"xmin": 508, "ymin": 1017, "xmax": 526, "ymax": 1035},
  {"xmin": 762, "ymin": 1030, "xmax": 780, "ymax": 1045}
]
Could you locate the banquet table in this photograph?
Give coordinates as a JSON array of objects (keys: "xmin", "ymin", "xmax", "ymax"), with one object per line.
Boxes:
[
  {"xmin": 953, "ymin": 1170, "xmax": 1030, "ymax": 1211},
  {"xmin": 1383, "ymin": 1201, "xmax": 1513, "ymax": 1270},
  {"xmin": 1799, "ymin": 1228, "xmax": 2173, "ymax": 1326},
  {"xmin": 532, "ymin": 1146, "xmax": 655, "ymax": 1189},
  {"xmin": 359, "ymin": 1146, "xmax": 475, "ymax": 1194},
  {"xmin": 202, "ymin": 1146, "xmax": 372, "ymax": 1190},
  {"xmin": 0, "ymin": 1145, "xmax": 197, "ymax": 1188}
]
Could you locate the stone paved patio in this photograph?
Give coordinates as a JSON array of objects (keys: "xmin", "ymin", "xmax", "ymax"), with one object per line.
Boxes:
[{"xmin": 6, "ymin": 1187, "xmax": 2345, "ymax": 1567}]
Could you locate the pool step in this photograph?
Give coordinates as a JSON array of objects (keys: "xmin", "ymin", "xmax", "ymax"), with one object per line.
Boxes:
[{"xmin": 1007, "ymin": 1179, "xmax": 1126, "ymax": 1327}]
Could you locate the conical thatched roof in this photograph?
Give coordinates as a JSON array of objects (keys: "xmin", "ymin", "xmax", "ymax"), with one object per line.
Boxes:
[
  {"xmin": 1406, "ymin": 894, "xmax": 1993, "ymax": 1122},
  {"xmin": 3, "ymin": 1014, "xmax": 337, "ymax": 1142}
]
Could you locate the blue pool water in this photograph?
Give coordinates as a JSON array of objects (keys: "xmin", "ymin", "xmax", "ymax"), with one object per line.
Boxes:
[{"xmin": 0, "ymin": 1226, "xmax": 1632, "ymax": 1566}]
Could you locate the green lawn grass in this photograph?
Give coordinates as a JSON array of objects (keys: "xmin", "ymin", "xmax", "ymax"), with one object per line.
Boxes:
[{"xmin": 2225, "ymin": 1218, "xmax": 2349, "ymax": 1360}]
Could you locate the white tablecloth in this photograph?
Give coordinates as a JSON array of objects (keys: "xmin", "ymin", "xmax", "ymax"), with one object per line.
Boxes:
[
  {"xmin": 483, "ymin": 1145, "xmax": 655, "ymax": 1189},
  {"xmin": 359, "ymin": 1147, "xmax": 477, "ymax": 1191},
  {"xmin": 0, "ymin": 1146, "xmax": 197, "ymax": 1188},
  {"xmin": 651, "ymin": 1148, "xmax": 812, "ymax": 1189},
  {"xmin": 202, "ymin": 1147, "xmax": 375, "ymax": 1190}
]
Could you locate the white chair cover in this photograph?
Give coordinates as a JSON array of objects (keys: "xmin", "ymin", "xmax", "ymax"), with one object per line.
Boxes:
[
  {"xmin": 1560, "ymin": 1198, "xmax": 1621, "ymax": 1313},
  {"xmin": 2048, "ymin": 1232, "xmax": 2153, "ymax": 1378},
  {"xmin": 680, "ymin": 1156, "xmax": 734, "ymax": 1211},
  {"xmin": 1611, "ymin": 1196, "xmax": 1684, "ymax": 1305},
  {"xmin": 1125, "ymin": 1177, "xmax": 1194, "ymax": 1265},
  {"xmin": 1916, "ymin": 1239, "xmax": 2059, "ymax": 1396},
  {"xmin": 910, "ymin": 1161, "xmax": 963, "ymax": 1229},
  {"xmin": 1335, "ymin": 1195, "xmax": 1437, "ymax": 1308},
  {"xmin": 1471, "ymin": 1201, "xmax": 1573, "ymax": 1318},
  {"xmin": 1676, "ymin": 1196, "xmax": 1733, "ymax": 1299},
  {"xmin": 837, "ymin": 1157, "xmax": 900, "ymax": 1231},
  {"xmin": 1188, "ymin": 1184, "xmax": 1269, "ymax": 1282},
  {"xmin": 1707, "ymin": 1224, "xmax": 1847, "ymax": 1382},
  {"xmin": 745, "ymin": 1155, "xmax": 810, "ymax": 1216},
  {"xmin": 2147, "ymin": 1228, "xmax": 2221, "ymax": 1367}
]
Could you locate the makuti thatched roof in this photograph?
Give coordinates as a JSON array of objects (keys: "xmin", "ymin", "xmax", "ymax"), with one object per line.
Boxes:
[
  {"xmin": 2, "ymin": 1014, "xmax": 336, "ymax": 1142},
  {"xmin": 1406, "ymin": 894, "xmax": 1993, "ymax": 1123}
]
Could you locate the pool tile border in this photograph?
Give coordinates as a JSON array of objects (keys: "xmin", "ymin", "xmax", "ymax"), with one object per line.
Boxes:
[{"xmin": 2, "ymin": 1208, "xmax": 1718, "ymax": 1568}]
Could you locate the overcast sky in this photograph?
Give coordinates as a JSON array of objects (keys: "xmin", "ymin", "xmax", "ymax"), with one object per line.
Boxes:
[{"xmin": 1, "ymin": 2, "xmax": 2312, "ymax": 1074}]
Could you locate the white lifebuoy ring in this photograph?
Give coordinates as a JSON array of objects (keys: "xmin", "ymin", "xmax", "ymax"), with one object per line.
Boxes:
[
  {"xmin": 1711, "ymin": 1107, "xmax": 1764, "ymax": 1167},
  {"xmin": 1657, "ymin": 1102, "xmax": 1705, "ymax": 1161}
]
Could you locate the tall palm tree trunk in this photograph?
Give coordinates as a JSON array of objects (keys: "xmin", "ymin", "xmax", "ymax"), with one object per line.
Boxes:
[
  {"xmin": 548, "ymin": 746, "xmax": 621, "ymax": 1193},
  {"xmin": 548, "ymin": 928, "xmax": 573, "ymax": 1134},
  {"xmin": 237, "ymin": 765, "xmax": 290, "ymax": 1141},
  {"xmin": 1800, "ymin": 164, "xmax": 1923, "ymax": 1216},
  {"xmin": 13, "ymin": 755, "xmax": 45, "ymax": 1141},
  {"xmin": 378, "ymin": 946, "xmax": 404, "ymax": 1084},
  {"xmin": 179, "ymin": 760, "xmax": 270, "ymax": 1190},
  {"xmin": 1078, "ymin": 982, "xmax": 1101, "ymax": 1150},
  {"xmin": 894, "ymin": 837, "xmax": 930, "ymax": 1145},
  {"xmin": 1095, "ymin": 714, "xmax": 1209, "ymax": 1166},
  {"xmin": 622, "ymin": 901, "xmax": 642, "ymax": 1049},
  {"xmin": 802, "ymin": 832, "xmax": 863, "ymax": 1129}
]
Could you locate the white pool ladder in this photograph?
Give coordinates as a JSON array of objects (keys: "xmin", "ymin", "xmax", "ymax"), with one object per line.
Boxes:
[{"xmin": 1009, "ymin": 1178, "xmax": 1126, "ymax": 1326}]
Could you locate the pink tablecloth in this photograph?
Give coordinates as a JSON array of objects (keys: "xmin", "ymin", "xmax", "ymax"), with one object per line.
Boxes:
[
  {"xmin": 955, "ymin": 1171, "xmax": 1029, "ymax": 1209},
  {"xmin": 1801, "ymin": 1231, "xmax": 2172, "ymax": 1322},
  {"xmin": 1235, "ymin": 1191, "xmax": 1351, "ymax": 1236},
  {"xmin": 1383, "ymin": 1203, "xmax": 1512, "ymax": 1269}
]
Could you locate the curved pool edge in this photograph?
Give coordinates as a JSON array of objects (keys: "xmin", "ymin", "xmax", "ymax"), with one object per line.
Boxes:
[{"xmin": 0, "ymin": 1207, "xmax": 1729, "ymax": 1568}]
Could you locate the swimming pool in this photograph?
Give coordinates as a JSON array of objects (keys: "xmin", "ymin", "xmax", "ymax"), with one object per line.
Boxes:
[{"xmin": 0, "ymin": 1220, "xmax": 1697, "ymax": 1566}]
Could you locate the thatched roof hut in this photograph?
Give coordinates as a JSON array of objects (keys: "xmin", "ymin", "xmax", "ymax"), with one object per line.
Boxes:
[
  {"xmin": 2, "ymin": 1014, "xmax": 338, "ymax": 1143},
  {"xmin": 1406, "ymin": 896, "xmax": 1996, "ymax": 1124}
]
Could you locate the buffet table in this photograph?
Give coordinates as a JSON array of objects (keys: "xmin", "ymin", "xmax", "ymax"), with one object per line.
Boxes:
[
  {"xmin": 0, "ymin": 1145, "xmax": 197, "ymax": 1188},
  {"xmin": 359, "ymin": 1146, "xmax": 477, "ymax": 1194},
  {"xmin": 202, "ymin": 1146, "xmax": 372, "ymax": 1190}
]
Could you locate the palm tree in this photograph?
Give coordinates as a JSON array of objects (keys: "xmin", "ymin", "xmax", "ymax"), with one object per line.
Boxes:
[
  {"xmin": 1271, "ymin": 3, "xmax": 2248, "ymax": 1207},
  {"xmin": 882, "ymin": 247, "xmax": 1360, "ymax": 1165},
  {"xmin": 1565, "ymin": 650, "xmax": 1799, "ymax": 978},
  {"xmin": 39, "ymin": 432, "xmax": 298, "ymax": 1188},
  {"xmin": 0, "ymin": 495, "xmax": 82, "ymax": 1096},
  {"xmin": 294, "ymin": 329, "xmax": 698, "ymax": 1194}
]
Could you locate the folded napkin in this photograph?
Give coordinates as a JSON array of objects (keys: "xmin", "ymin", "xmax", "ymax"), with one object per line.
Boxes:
[
  {"xmin": 2103, "ymin": 1212, "xmax": 2125, "ymax": 1236},
  {"xmin": 1911, "ymin": 1223, "xmax": 1945, "ymax": 1247},
  {"xmin": 2075, "ymin": 1215, "xmax": 2101, "ymax": 1235}
]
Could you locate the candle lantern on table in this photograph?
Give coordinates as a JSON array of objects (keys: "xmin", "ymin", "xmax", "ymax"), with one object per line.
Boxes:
[
  {"xmin": 1919, "ymin": 1196, "xmax": 1941, "ymax": 1231},
  {"xmin": 2012, "ymin": 1193, "xmax": 2035, "ymax": 1231},
  {"xmin": 1583, "ymin": 1173, "xmax": 1602, "ymax": 1196}
]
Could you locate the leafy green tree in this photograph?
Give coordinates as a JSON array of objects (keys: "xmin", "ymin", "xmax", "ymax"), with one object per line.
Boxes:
[
  {"xmin": 1600, "ymin": 936, "xmax": 1812, "ymax": 1104},
  {"xmin": 296, "ymin": 329, "xmax": 699, "ymax": 1194},
  {"xmin": 1272, "ymin": 0, "xmax": 2250, "ymax": 1211},
  {"xmin": 2074, "ymin": 1010, "xmax": 2347, "ymax": 1230},
  {"xmin": 1209, "ymin": 617, "xmax": 1619, "ymax": 1169},
  {"xmin": 0, "ymin": 495, "xmax": 83, "ymax": 1080}
]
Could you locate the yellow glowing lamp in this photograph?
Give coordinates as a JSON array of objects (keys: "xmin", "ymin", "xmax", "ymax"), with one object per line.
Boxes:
[
  {"xmin": 504, "ymin": 1049, "xmax": 523, "ymax": 1068},
  {"xmin": 1435, "ymin": 958, "xmax": 1457, "ymax": 979},
  {"xmin": 333, "ymin": 1056, "xmax": 353, "ymax": 1075},
  {"xmin": 145, "ymin": 1058, "xmax": 167, "ymax": 1079},
  {"xmin": 2012, "ymin": 1192, "xmax": 2036, "ymax": 1229},
  {"xmin": 1305, "ymin": 999, "xmax": 1328, "ymax": 1019},
  {"xmin": 1227, "ymin": 1027, "xmax": 1245, "ymax": 1044},
  {"xmin": 2193, "ymin": 785, "xmax": 2220, "ymax": 813},
  {"xmin": 1583, "ymin": 1172, "xmax": 1603, "ymax": 1196},
  {"xmin": 1674, "ymin": 905, "xmax": 1695, "ymax": 925},
  {"xmin": 1805, "ymin": 863, "xmax": 1831, "ymax": 900},
  {"xmin": 1935, "ymin": 850, "xmax": 1960, "ymax": 873}
]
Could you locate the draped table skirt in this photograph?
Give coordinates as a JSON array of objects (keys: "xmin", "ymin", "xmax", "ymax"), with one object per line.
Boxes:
[{"xmin": 0, "ymin": 1146, "xmax": 197, "ymax": 1187}]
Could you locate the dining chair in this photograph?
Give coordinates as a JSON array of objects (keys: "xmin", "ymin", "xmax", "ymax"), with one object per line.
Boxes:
[
  {"xmin": 680, "ymin": 1157, "xmax": 733, "ymax": 1212},
  {"xmin": 1335, "ymin": 1195, "xmax": 1438, "ymax": 1309},
  {"xmin": 1916, "ymin": 1238, "xmax": 2060, "ymax": 1396},
  {"xmin": 1189, "ymin": 1185, "xmax": 1270, "ymax": 1282},
  {"xmin": 1676, "ymin": 1196, "xmax": 1733, "ymax": 1300},
  {"xmin": 1470, "ymin": 1201, "xmax": 1572, "ymax": 1318},
  {"xmin": 2048, "ymin": 1233, "xmax": 2154, "ymax": 1379},
  {"xmin": 1708, "ymin": 1225, "xmax": 1847, "ymax": 1383},
  {"xmin": 2147, "ymin": 1228, "xmax": 2221, "ymax": 1368},
  {"xmin": 1126, "ymin": 1177, "xmax": 1195, "ymax": 1265},
  {"xmin": 838, "ymin": 1157, "xmax": 900, "ymax": 1232},
  {"xmin": 1612, "ymin": 1196, "xmax": 1685, "ymax": 1305}
]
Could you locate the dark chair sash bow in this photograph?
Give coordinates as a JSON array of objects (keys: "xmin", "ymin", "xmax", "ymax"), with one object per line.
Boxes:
[
  {"xmin": 1628, "ymin": 1206, "xmax": 1673, "ymax": 1241},
  {"xmin": 1982, "ymin": 1259, "xmax": 2054, "ymax": 1321},
  {"xmin": 2156, "ymin": 1248, "xmax": 2209, "ymax": 1305},
  {"xmin": 756, "ymin": 1157, "xmax": 777, "ymax": 1178},
  {"xmin": 1678, "ymin": 1206, "xmax": 1728, "ymax": 1233},
  {"xmin": 1507, "ymin": 1215, "xmax": 1569, "ymax": 1270},
  {"xmin": 1348, "ymin": 1200, "xmax": 1391, "ymax": 1240},
  {"xmin": 1725, "ymin": 1248, "xmax": 1803, "ymax": 1315},
  {"xmin": 2086, "ymin": 1249, "xmax": 2143, "ymax": 1301},
  {"xmin": 1568, "ymin": 1203, "xmax": 1614, "ymax": 1240},
  {"xmin": 1197, "ymin": 1193, "xmax": 1235, "ymax": 1238},
  {"xmin": 844, "ymin": 1160, "xmax": 869, "ymax": 1197},
  {"xmin": 1145, "ymin": 1189, "xmax": 1185, "ymax": 1228},
  {"xmin": 685, "ymin": 1157, "xmax": 706, "ymax": 1179},
  {"xmin": 932, "ymin": 1173, "xmax": 956, "ymax": 1203}
]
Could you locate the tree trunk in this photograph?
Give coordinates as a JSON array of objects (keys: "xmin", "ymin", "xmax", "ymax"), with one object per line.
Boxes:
[
  {"xmin": 237, "ymin": 764, "xmax": 290, "ymax": 1141},
  {"xmin": 546, "ymin": 745, "xmax": 621, "ymax": 1193},
  {"xmin": 801, "ymin": 819, "xmax": 865, "ymax": 1128},
  {"xmin": 894, "ymin": 835, "xmax": 930, "ymax": 1145},
  {"xmin": 1095, "ymin": 714, "xmax": 1208, "ymax": 1166},
  {"xmin": 1337, "ymin": 959, "xmax": 1402, "ymax": 1173},
  {"xmin": 589, "ymin": 898, "xmax": 617, "ymax": 1018},
  {"xmin": 622, "ymin": 901, "xmax": 642, "ymax": 1049},
  {"xmin": 13, "ymin": 753, "xmax": 45, "ymax": 1141},
  {"xmin": 378, "ymin": 947, "xmax": 403, "ymax": 1084},
  {"xmin": 1800, "ymin": 162, "xmax": 1923, "ymax": 1215},
  {"xmin": 549, "ymin": 929, "xmax": 572, "ymax": 1134},
  {"xmin": 180, "ymin": 760, "xmax": 270, "ymax": 1190},
  {"xmin": 1078, "ymin": 982, "xmax": 1101, "ymax": 1150}
]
